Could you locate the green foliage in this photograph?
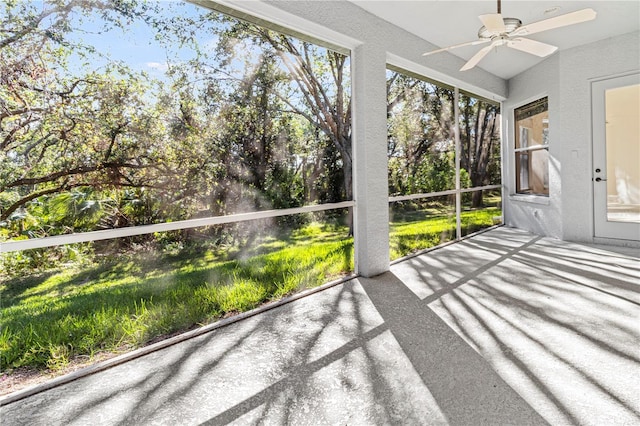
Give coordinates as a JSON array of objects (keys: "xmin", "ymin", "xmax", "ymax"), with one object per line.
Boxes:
[
  {"xmin": 1, "ymin": 0, "xmax": 352, "ymax": 243},
  {"xmin": 0, "ymin": 243, "xmax": 93, "ymax": 276},
  {"xmin": 0, "ymin": 2, "xmax": 506, "ymax": 379},
  {"xmin": 387, "ymin": 74, "xmax": 454, "ymax": 196},
  {"xmin": 0, "ymin": 204, "xmax": 502, "ymax": 374},
  {"xmin": 390, "ymin": 206, "xmax": 501, "ymax": 260},
  {"xmin": 386, "ymin": 71, "xmax": 500, "ymax": 206},
  {"xmin": 0, "ymin": 221, "xmax": 353, "ymax": 371}
]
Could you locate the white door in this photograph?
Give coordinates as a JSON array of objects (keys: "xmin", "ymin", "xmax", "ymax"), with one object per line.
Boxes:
[{"xmin": 592, "ymin": 73, "xmax": 640, "ymax": 241}]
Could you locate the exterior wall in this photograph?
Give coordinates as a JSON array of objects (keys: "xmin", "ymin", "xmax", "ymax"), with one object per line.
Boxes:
[
  {"xmin": 224, "ymin": 0, "xmax": 507, "ymax": 276},
  {"xmin": 504, "ymin": 31, "xmax": 640, "ymax": 242},
  {"xmin": 558, "ymin": 31, "xmax": 640, "ymax": 242},
  {"xmin": 503, "ymin": 55, "xmax": 562, "ymax": 238}
]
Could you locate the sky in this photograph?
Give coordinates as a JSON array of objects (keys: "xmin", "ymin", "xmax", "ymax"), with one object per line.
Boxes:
[
  {"xmin": 59, "ymin": 1, "xmax": 218, "ymax": 79},
  {"xmin": 27, "ymin": 0, "xmax": 344, "ymax": 112}
]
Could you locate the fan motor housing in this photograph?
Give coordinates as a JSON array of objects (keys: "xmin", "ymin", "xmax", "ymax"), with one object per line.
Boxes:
[{"xmin": 478, "ymin": 17, "xmax": 522, "ymax": 39}]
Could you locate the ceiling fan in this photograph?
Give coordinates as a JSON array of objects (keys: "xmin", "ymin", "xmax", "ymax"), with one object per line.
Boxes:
[{"xmin": 423, "ymin": 0, "xmax": 597, "ymax": 71}]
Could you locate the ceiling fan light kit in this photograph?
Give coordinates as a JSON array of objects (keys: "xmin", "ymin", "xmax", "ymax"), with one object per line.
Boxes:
[
  {"xmin": 422, "ymin": 0, "xmax": 597, "ymax": 71},
  {"xmin": 478, "ymin": 17, "xmax": 521, "ymax": 39}
]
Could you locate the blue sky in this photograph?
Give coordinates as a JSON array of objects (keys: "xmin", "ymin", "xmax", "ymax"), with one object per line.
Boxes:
[
  {"xmin": 36, "ymin": 0, "xmax": 342, "ymax": 107},
  {"xmin": 61, "ymin": 1, "xmax": 217, "ymax": 78}
]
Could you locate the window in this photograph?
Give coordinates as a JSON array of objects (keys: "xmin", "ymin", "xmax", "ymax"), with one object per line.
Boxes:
[{"xmin": 514, "ymin": 97, "xmax": 549, "ymax": 195}]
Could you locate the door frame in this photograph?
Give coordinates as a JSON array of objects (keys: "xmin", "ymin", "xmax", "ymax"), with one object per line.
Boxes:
[{"xmin": 591, "ymin": 72, "xmax": 640, "ymax": 241}]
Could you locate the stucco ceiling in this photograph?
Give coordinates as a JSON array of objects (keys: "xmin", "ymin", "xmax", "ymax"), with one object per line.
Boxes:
[{"xmin": 348, "ymin": 1, "xmax": 640, "ymax": 79}]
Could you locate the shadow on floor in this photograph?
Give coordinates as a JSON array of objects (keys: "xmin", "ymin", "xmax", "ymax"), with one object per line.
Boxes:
[
  {"xmin": 3, "ymin": 228, "xmax": 639, "ymax": 426},
  {"xmin": 359, "ymin": 271, "xmax": 548, "ymax": 426}
]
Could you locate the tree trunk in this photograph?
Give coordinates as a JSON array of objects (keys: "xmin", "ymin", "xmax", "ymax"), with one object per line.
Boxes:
[{"xmin": 472, "ymin": 189, "xmax": 483, "ymax": 208}]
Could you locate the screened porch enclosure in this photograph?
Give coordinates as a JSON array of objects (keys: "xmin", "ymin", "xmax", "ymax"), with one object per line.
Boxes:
[
  {"xmin": 1, "ymin": 0, "xmax": 502, "ymax": 383},
  {"xmin": 1, "ymin": 0, "xmax": 638, "ymax": 422}
]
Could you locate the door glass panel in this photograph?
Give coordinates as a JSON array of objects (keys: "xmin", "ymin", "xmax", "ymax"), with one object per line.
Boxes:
[{"xmin": 605, "ymin": 84, "xmax": 640, "ymax": 223}]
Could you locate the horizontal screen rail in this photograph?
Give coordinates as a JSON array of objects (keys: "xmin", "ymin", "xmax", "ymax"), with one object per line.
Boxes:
[
  {"xmin": 460, "ymin": 184, "xmax": 502, "ymax": 193},
  {"xmin": 389, "ymin": 189, "xmax": 456, "ymax": 203},
  {"xmin": 0, "ymin": 201, "xmax": 354, "ymax": 253},
  {"xmin": 388, "ymin": 185, "xmax": 501, "ymax": 203}
]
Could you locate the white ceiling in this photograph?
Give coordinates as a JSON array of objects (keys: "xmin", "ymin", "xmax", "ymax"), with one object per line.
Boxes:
[{"xmin": 348, "ymin": 1, "xmax": 640, "ymax": 79}]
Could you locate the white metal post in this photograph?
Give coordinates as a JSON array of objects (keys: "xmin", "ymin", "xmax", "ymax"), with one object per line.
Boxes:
[{"xmin": 454, "ymin": 87, "xmax": 462, "ymax": 239}]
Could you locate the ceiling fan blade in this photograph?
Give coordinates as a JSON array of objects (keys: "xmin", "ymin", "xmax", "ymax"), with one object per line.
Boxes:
[
  {"xmin": 460, "ymin": 41, "xmax": 499, "ymax": 71},
  {"xmin": 507, "ymin": 38, "xmax": 558, "ymax": 57},
  {"xmin": 422, "ymin": 39, "xmax": 490, "ymax": 56},
  {"xmin": 479, "ymin": 13, "xmax": 506, "ymax": 34},
  {"xmin": 512, "ymin": 8, "xmax": 597, "ymax": 37}
]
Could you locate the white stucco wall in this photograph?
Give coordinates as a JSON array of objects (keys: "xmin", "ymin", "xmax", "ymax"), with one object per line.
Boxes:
[
  {"xmin": 558, "ymin": 31, "xmax": 640, "ymax": 242},
  {"xmin": 504, "ymin": 31, "xmax": 640, "ymax": 242},
  {"xmin": 503, "ymin": 55, "xmax": 562, "ymax": 238}
]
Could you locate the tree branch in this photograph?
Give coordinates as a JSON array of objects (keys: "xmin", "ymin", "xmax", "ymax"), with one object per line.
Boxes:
[{"xmin": 3, "ymin": 162, "xmax": 152, "ymax": 189}]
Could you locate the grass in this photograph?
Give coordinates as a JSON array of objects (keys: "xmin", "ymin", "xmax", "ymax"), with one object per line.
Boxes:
[
  {"xmin": 1, "ymin": 206, "xmax": 499, "ymax": 374},
  {"xmin": 390, "ymin": 203, "xmax": 500, "ymax": 260},
  {"xmin": 1, "ymin": 222, "xmax": 353, "ymax": 373}
]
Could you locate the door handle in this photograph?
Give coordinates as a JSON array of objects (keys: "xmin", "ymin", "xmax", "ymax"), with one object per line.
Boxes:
[{"xmin": 595, "ymin": 177, "xmax": 607, "ymax": 182}]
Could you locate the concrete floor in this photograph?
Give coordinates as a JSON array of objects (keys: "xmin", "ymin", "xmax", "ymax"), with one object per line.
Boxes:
[{"xmin": 1, "ymin": 227, "xmax": 639, "ymax": 425}]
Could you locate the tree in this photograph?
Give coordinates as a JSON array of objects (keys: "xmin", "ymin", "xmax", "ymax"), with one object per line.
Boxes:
[
  {"xmin": 1, "ymin": 1, "xmax": 354, "ymax": 241},
  {"xmin": 214, "ymin": 51, "xmax": 304, "ymax": 213},
  {"xmin": 386, "ymin": 72, "xmax": 456, "ymax": 195},
  {"xmin": 215, "ymin": 22, "xmax": 352, "ymax": 203},
  {"xmin": 387, "ymin": 71, "xmax": 500, "ymax": 206},
  {"xmin": 459, "ymin": 94, "xmax": 501, "ymax": 207},
  {"xmin": 0, "ymin": 0, "xmax": 167, "ymax": 223}
]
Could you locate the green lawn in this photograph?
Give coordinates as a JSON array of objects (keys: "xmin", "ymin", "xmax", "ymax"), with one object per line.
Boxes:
[
  {"xmin": 1, "ymin": 207, "xmax": 499, "ymax": 373},
  {"xmin": 390, "ymin": 207, "xmax": 500, "ymax": 260}
]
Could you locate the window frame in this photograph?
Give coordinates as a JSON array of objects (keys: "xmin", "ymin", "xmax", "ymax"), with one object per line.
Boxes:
[{"xmin": 512, "ymin": 96, "xmax": 550, "ymax": 197}]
